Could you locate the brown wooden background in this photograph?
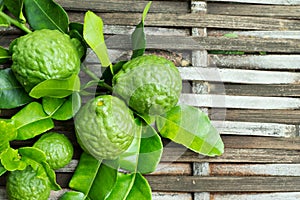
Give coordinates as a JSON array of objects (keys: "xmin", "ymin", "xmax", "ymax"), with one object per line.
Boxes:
[{"xmin": 1, "ymin": 0, "xmax": 300, "ymax": 199}]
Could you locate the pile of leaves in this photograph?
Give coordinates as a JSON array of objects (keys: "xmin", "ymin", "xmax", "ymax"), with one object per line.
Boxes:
[{"xmin": 0, "ymin": 0, "xmax": 224, "ymax": 199}]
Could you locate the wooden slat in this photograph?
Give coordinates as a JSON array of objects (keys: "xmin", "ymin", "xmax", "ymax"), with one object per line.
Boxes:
[
  {"xmin": 180, "ymin": 94, "xmax": 300, "ymax": 109},
  {"xmin": 146, "ymin": 176, "xmax": 300, "ymax": 192},
  {"xmin": 212, "ymin": 121, "xmax": 297, "ymax": 137},
  {"xmin": 56, "ymin": 0, "xmax": 190, "ymax": 13},
  {"xmin": 161, "ymin": 147, "xmax": 300, "ymax": 163},
  {"xmin": 222, "ymin": 136, "xmax": 300, "ymax": 150},
  {"xmin": 69, "ymin": 12, "xmax": 300, "ymax": 30},
  {"xmin": 209, "ymin": 55, "xmax": 300, "ymax": 70},
  {"xmin": 210, "ymin": 84, "xmax": 300, "ymax": 97},
  {"xmin": 211, "ymin": 192, "xmax": 300, "ymax": 200},
  {"xmin": 206, "ymin": 0, "xmax": 300, "ymax": 5},
  {"xmin": 208, "ymin": 3, "xmax": 300, "ymax": 18},
  {"xmin": 209, "ymin": 30, "xmax": 300, "ymax": 39},
  {"xmin": 210, "ymin": 163, "xmax": 300, "ymax": 176},
  {"xmin": 210, "ymin": 109, "xmax": 300, "ymax": 124},
  {"xmin": 178, "ymin": 67, "xmax": 300, "ymax": 84}
]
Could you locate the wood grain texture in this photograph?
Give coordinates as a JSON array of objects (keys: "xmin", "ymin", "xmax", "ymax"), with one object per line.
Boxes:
[
  {"xmin": 211, "ymin": 192, "xmax": 300, "ymax": 200},
  {"xmin": 146, "ymin": 176, "xmax": 300, "ymax": 192},
  {"xmin": 206, "ymin": 0, "xmax": 300, "ymax": 5}
]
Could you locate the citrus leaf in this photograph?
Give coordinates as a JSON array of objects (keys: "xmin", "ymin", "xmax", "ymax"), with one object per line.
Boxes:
[
  {"xmin": 83, "ymin": 11, "xmax": 111, "ymax": 67},
  {"xmin": 156, "ymin": 105, "xmax": 224, "ymax": 156},
  {"xmin": 18, "ymin": 147, "xmax": 61, "ymax": 190},
  {"xmin": 131, "ymin": 1, "xmax": 152, "ymax": 59},
  {"xmin": 0, "ymin": 15, "xmax": 10, "ymax": 27},
  {"xmin": 0, "ymin": 47, "xmax": 10, "ymax": 63},
  {"xmin": 42, "ymin": 92, "xmax": 81, "ymax": 120},
  {"xmin": 0, "ymin": 68, "xmax": 32, "ymax": 109},
  {"xmin": 29, "ymin": 74, "xmax": 80, "ymax": 99},
  {"xmin": 118, "ymin": 121, "xmax": 163, "ymax": 174},
  {"xmin": 0, "ymin": 162, "xmax": 6, "ymax": 176},
  {"xmin": 69, "ymin": 152, "xmax": 118, "ymax": 200},
  {"xmin": 59, "ymin": 191, "xmax": 85, "ymax": 200},
  {"xmin": 23, "ymin": 0, "xmax": 69, "ymax": 33},
  {"xmin": 101, "ymin": 60, "xmax": 126, "ymax": 86},
  {"xmin": 4, "ymin": 0, "xmax": 25, "ymax": 21},
  {"xmin": 0, "ymin": 147, "xmax": 26, "ymax": 171},
  {"xmin": 105, "ymin": 172, "xmax": 152, "ymax": 200},
  {"xmin": 11, "ymin": 102, "xmax": 54, "ymax": 140}
]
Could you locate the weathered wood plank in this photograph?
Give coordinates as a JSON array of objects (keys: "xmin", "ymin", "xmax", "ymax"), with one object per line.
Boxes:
[
  {"xmin": 146, "ymin": 176, "xmax": 300, "ymax": 192},
  {"xmin": 211, "ymin": 192, "xmax": 300, "ymax": 200},
  {"xmin": 208, "ymin": 3, "xmax": 300, "ymax": 18},
  {"xmin": 206, "ymin": 0, "xmax": 300, "ymax": 5},
  {"xmin": 210, "ymin": 83, "xmax": 300, "ymax": 97},
  {"xmin": 210, "ymin": 163, "xmax": 300, "ymax": 176},
  {"xmin": 180, "ymin": 94, "xmax": 300, "ymax": 109},
  {"xmin": 209, "ymin": 30, "xmax": 300, "ymax": 39},
  {"xmin": 210, "ymin": 109, "xmax": 300, "ymax": 124},
  {"xmin": 212, "ymin": 121, "xmax": 297, "ymax": 137},
  {"xmin": 209, "ymin": 55, "xmax": 300, "ymax": 70},
  {"xmin": 161, "ymin": 147, "xmax": 300, "ymax": 163},
  {"xmin": 56, "ymin": 0, "xmax": 190, "ymax": 13},
  {"xmin": 178, "ymin": 67, "xmax": 300, "ymax": 84},
  {"xmin": 69, "ymin": 12, "xmax": 300, "ymax": 30},
  {"xmin": 221, "ymin": 136, "xmax": 300, "ymax": 150}
]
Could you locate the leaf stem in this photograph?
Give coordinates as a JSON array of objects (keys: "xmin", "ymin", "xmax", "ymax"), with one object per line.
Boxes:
[
  {"xmin": 81, "ymin": 65, "xmax": 113, "ymax": 92},
  {"xmin": 0, "ymin": 11, "xmax": 31, "ymax": 34}
]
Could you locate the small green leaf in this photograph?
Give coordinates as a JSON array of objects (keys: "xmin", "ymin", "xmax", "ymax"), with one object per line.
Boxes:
[
  {"xmin": 69, "ymin": 153, "xmax": 118, "ymax": 199},
  {"xmin": 83, "ymin": 11, "xmax": 111, "ymax": 67},
  {"xmin": 106, "ymin": 173, "xmax": 152, "ymax": 200},
  {"xmin": 11, "ymin": 102, "xmax": 54, "ymax": 140},
  {"xmin": 0, "ymin": 47, "xmax": 10, "ymax": 63},
  {"xmin": 101, "ymin": 60, "xmax": 126, "ymax": 86},
  {"xmin": 18, "ymin": 147, "xmax": 46, "ymax": 163},
  {"xmin": 23, "ymin": 0, "xmax": 69, "ymax": 33},
  {"xmin": 223, "ymin": 33, "xmax": 238, "ymax": 38},
  {"xmin": 29, "ymin": 74, "xmax": 80, "ymax": 99},
  {"xmin": 131, "ymin": 1, "xmax": 152, "ymax": 59},
  {"xmin": 0, "ymin": 147, "xmax": 26, "ymax": 171},
  {"xmin": 118, "ymin": 121, "xmax": 163, "ymax": 174},
  {"xmin": 156, "ymin": 105, "xmax": 224, "ymax": 156},
  {"xmin": 0, "ymin": 162, "xmax": 6, "ymax": 176},
  {"xmin": 42, "ymin": 92, "xmax": 81, "ymax": 120},
  {"xmin": 0, "ymin": 120, "xmax": 17, "ymax": 145},
  {"xmin": 0, "ymin": 68, "xmax": 32, "ymax": 109},
  {"xmin": 41, "ymin": 161, "xmax": 62, "ymax": 190},
  {"xmin": 4, "ymin": 0, "xmax": 25, "ymax": 21},
  {"xmin": 0, "ymin": 15, "xmax": 10, "ymax": 27},
  {"xmin": 59, "ymin": 191, "xmax": 85, "ymax": 200}
]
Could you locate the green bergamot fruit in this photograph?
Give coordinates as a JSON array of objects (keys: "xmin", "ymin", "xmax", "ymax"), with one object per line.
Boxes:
[
  {"xmin": 6, "ymin": 166, "xmax": 51, "ymax": 200},
  {"xmin": 75, "ymin": 95, "xmax": 136, "ymax": 160},
  {"xmin": 11, "ymin": 29, "xmax": 82, "ymax": 92},
  {"xmin": 112, "ymin": 55, "xmax": 182, "ymax": 116},
  {"xmin": 33, "ymin": 132, "xmax": 74, "ymax": 170}
]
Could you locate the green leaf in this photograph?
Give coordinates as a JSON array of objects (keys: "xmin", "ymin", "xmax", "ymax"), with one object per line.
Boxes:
[
  {"xmin": 0, "ymin": 13, "xmax": 10, "ymax": 27},
  {"xmin": 0, "ymin": 68, "xmax": 32, "ymax": 109},
  {"xmin": 29, "ymin": 74, "xmax": 80, "ymax": 99},
  {"xmin": 83, "ymin": 11, "xmax": 111, "ymax": 67},
  {"xmin": 0, "ymin": 120, "xmax": 17, "ymax": 145},
  {"xmin": 59, "ymin": 191, "xmax": 85, "ymax": 200},
  {"xmin": 223, "ymin": 33, "xmax": 238, "ymax": 38},
  {"xmin": 69, "ymin": 153, "xmax": 118, "ymax": 199},
  {"xmin": 42, "ymin": 92, "xmax": 81, "ymax": 120},
  {"xmin": 0, "ymin": 147, "xmax": 26, "ymax": 171},
  {"xmin": 0, "ymin": 47, "xmax": 10, "ymax": 63},
  {"xmin": 156, "ymin": 105, "xmax": 224, "ymax": 156},
  {"xmin": 131, "ymin": 1, "xmax": 152, "ymax": 59},
  {"xmin": 4, "ymin": 0, "xmax": 25, "ymax": 21},
  {"xmin": 11, "ymin": 102, "xmax": 54, "ymax": 140},
  {"xmin": 106, "ymin": 172, "xmax": 152, "ymax": 200},
  {"xmin": 0, "ymin": 162, "xmax": 6, "ymax": 176},
  {"xmin": 118, "ymin": 121, "xmax": 163, "ymax": 174},
  {"xmin": 18, "ymin": 147, "xmax": 61, "ymax": 190},
  {"xmin": 101, "ymin": 61, "xmax": 126, "ymax": 86},
  {"xmin": 23, "ymin": 0, "xmax": 69, "ymax": 33}
]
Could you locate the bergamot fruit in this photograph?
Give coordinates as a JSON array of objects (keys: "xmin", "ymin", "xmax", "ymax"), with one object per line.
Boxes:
[
  {"xmin": 75, "ymin": 95, "xmax": 136, "ymax": 160},
  {"xmin": 11, "ymin": 29, "xmax": 81, "ymax": 92},
  {"xmin": 6, "ymin": 166, "xmax": 51, "ymax": 200},
  {"xmin": 33, "ymin": 132, "xmax": 73, "ymax": 170},
  {"xmin": 112, "ymin": 55, "xmax": 182, "ymax": 116}
]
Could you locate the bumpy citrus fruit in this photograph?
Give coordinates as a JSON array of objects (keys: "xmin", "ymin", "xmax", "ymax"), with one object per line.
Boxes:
[
  {"xmin": 6, "ymin": 166, "xmax": 50, "ymax": 200},
  {"xmin": 75, "ymin": 95, "xmax": 136, "ymax": 160},
  {"xmin": 113, "ymin": 55, "xmax": 182, "ymax": 116},
  {"xmin": 11, "ymin": 29, "xmax": 81, "ymax": 92},
  {"xmin": 33, "ymin": 132, "xmax": 73, "ymax": 170}
]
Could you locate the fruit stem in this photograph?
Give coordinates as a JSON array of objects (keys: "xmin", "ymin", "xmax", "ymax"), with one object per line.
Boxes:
[
  {"xmin": 81, "ymin": 64, "xmax": 113, "ymax": 92},
  {"xmin": 0, "ymin": 11, "xmax": 32, "ymax": 34}
]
